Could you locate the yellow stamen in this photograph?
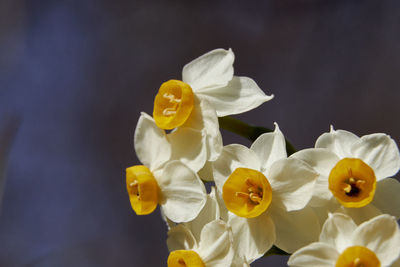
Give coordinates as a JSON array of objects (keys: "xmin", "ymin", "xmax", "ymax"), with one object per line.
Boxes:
[
  {"xmin": 126, "ymin": 165, "xmax": 160, "ymax": 215},
  {"xmin": 329, "ymin": 158, "xmax": 376, "ymax": 208},
  {"xmin": 168, "ymin": 250, "xmax": 205, "ymax": 267},
  {"xmin": 336, "ymin": 246, "xmax": 380, "ymax": 267},
  {"xmin": 153, "ymin": 80, "xmax": 194, "ymax": 130},
  {"xmin": 223, "ymin": 168, "xmax": 272, "ymax": 218}
]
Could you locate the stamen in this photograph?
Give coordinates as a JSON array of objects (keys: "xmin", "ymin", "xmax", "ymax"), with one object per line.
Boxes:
[
  {"xmin": 249, "ymin": 193, "xmax": 262, "ymax": 203},
  {"xmin": 163, "ymin": 108, "xmax": 177, "ymax": 116},
  {"xmin": 236, "ymin": 192, "xmax": 250, "ymax": 198},
  {"xmin": 349, "ymin": 177, "xmax": 356, "ymax": 183},
  {"xmin": 343, "ymin": 184, "xmax": 352, "ymax": 193},
  {"xmin": 129, "ymin": 180, "xmax": 138, "ymax": 187},
  {"xmin": 163, "ymin": 93, "xmax": 182, "ymax": 103},
  {"xmin": 353, "ymin": 257, "xmax": 363, "ymax": 267}
]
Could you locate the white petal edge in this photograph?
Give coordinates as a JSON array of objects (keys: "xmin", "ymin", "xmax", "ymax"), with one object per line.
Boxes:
[
  {"xmin": 351, "ymin": 133, "xmax": 400, "ymax": 180},
  {"xmin": 167, "ymin": 224, "xmax": 197, "ymax": 252},
  {"xmin": 288, "ymin": 242, "xmax": 339, "ymax": 267},
  {"xmin": 158, "ymin": 161, "xmax": 207, "ymax": 223},
  {"xmin": 319, "ymin": 213, "xmax": 356, "ymax": 253},
  {"xmin": 182, "ymin": 48, "xmax": 234, "ymax": 91},
  {"xmin": 134, "ymin": 112, "xmax": 171, "ymax": 171},
  {"xmin": 196, "ymin": 76, "xmax": 273, "ymax": 117},
  {"xmin": 372, "ymin": 178, "xmax": 400, "ymax": 219},
  {"xmin": 212, "ymin": 144, "xmax": 261, "ymax": 192},
  {"xmin": 352, "ymin": 214, "xmax": 400, "ymax": 266},
  {"xmin": 250, "ymin": 123, "xmax": 287, "ymax": 174},
  {"xmin": 270, "ymin": 205, "xmax": 321, "ymax": 253},
  {"xmin": 197, "ymin": 220, "xmax": 234, "ymax": 267},
  {"xmin": 315, "ymin": 127, "xmax": 359, "ymax": 158},
  {"xmin": 268, "ymin": 158, "xmax": 319, "ymax": 211}
]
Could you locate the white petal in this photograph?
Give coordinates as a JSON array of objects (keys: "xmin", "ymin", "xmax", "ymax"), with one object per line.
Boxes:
[
  {"xmin": 270, "ymin": 205, "xmax": 321, "ymax": 253},
  {"xmin": 168, "ymin": 127, "xmax": 207, "ymax": 172},
  {"xmin": 288, "ymin": 242, "xmax": 339, "ymax": 267},
  {"xmin": 290, "ymin": 148, "xmax": 339, "ymax": 177},
  {"xmin": 228, "ymin": 212, "xmax": 276, "ymax": 263},
  {"xmin": 183, "ymin": 96, "xmax": 222, "ymax": 162},
  {"xmin": 315, "ymin": 127, "xmax": 359, "ymax": 158},
  {"xmin": 352, "ymin": 214, "xmax": 400, "ymax": 266},
  {"xmin": 334, "ymin": 204, "xmax": 382, "ymax": 225},
  {"xmin": 198, "ymin": 220, "xmax": 234, "ymax": 267},
  {"xmin": 134, "ymin": 112, "xmax": 171, "ymax": 170},
  {"xmin": 268, "ymin": 158, "xmax": 319, "ymax": 211},
  {"xmin": 351, "ymin": 133, "xmax": 400, "ymax": 180},
  {"xmin": 184, "ymin": 189, "xmax": 220, "ymax": 242},
  {"xmin": 167, "ymin": 224, "xmax": 197, "ymax": 251},
  {"xmin": 319, "ymin": 213, "xmax": 356, "ymax": 253},
  {"xmin": 372, "ymin": 178, "xmax": 400, "ymax": 219},
  {"xmin": 196, "ymin": 76, "xmax": 273, "ymax": 117},
  {"xmin": 158, "ymin": 161, "xmax": 207, "ymax": 223},
  {"xmin": 182, "ymin": 48, "xmax": 234, "ymax": 91},
  {"xmin": 250, "ymin": 123, "xmax": 287, "ymax": 174},
  {"xmin": 197, "ymin": 160, "xmax": 214, "ymax": 182},
  {"xmin": 212, "ymin": 144, "xmax": 261, "ymax": 191}
]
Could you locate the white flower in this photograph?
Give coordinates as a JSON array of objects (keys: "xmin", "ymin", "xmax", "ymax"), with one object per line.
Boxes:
[
  {"xmin": 291, "ymin": 126, "xmax": 400, "ymax": 223},
  {"xmin": 152, "ymin": 48, "xmax": 273, "ymax": 169},
  {"xmin": 288, "ymin": 213, "xmax": 400, "ymax": 267},
  {"xmin": 126, "ymin": 113, "xmax": 207, "ymax": 223},
  {"xmin": 167, "ymin": 220, "xmax": 234, "ymax": 267},
  {"xmin": 212, "ymin": 124, "xmax": 320, "ymax": 261}
]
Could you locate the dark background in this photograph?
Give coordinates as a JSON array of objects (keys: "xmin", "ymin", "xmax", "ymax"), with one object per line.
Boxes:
[{"xmin": 1, "ymin": 0, "xmax": 400, "ymax": 266}]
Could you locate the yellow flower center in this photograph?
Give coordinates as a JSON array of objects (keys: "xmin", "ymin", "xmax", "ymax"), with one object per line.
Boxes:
[
  {"xmin": 126, "ymin": 165, "xmax": 159, "ymax": 215},
  {"xmin": 167, "ymin": 250, "xmax": 206, "ymax": 267},
  {"xmin": 153, "ymin": 80, "xmax": 194, "ymax": 130},
  {"xmin": 329, "ymin": 158, "xmax": 376, "ymax": 208},
  {"xmin": 336, "ymin": 246, "xmax": 380, "ymax": 267},
  {"xmin": 222, "ymin": 167, "xmax": 272, "ymax": 218}
]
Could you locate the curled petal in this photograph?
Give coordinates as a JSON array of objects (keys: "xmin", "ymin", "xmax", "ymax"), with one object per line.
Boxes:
[{"xmin": 315, "ymin": 127, "xmax": 359, "ymax": 158}]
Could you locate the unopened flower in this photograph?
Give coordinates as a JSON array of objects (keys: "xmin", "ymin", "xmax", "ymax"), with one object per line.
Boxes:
[
  {"xmin": 167, "ymin": 220, "xmax": 234, "ymax": 267},
  {"xmin": 288, "ymin": 213, "xmax": 400, "ymax": 267},
  {"xmin": 212, "ymin": 124, "xmax": 320, "ymax": 261},
  {"xmin": 126, "ymin": 113, "xmax": 207, "ymax": 222},
  {"xmin": 151, "ymin": 48, "xmax": 273, "ymax": 168},
  {"xmin": 291, "ymin": 127, "xmax": 400, "ymax": 223}
]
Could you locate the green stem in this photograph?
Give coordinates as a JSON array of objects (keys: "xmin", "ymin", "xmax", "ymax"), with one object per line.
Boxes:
[{"xmin": 218, "ymin": 116, "xmax": 297, "ymax": 156}]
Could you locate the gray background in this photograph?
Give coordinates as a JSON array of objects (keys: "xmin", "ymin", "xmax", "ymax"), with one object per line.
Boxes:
[{"xmin": 1, "ymin": 0, "xmax": 400, "ymax": 266}]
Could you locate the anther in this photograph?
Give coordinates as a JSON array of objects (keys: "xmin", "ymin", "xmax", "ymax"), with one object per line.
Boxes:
[
  {"xmin": 163, "ymin": 108, "xmax": 177, "ymax": 116},
  {"xmin": 130, "ymin": 180, "xmax": 138, "ymax": 187},
  {"xmin": 353, "ymin": 257, "xmax": 364, "ymax": 267},
  {"xmin": 249, "ymin": 193, "xmax": 262, "ymax": 203},
  {"xmin": 343, "ymin": 184, "xmax": 352, "ymax": 193},
  {"xmin": 163, "ymin": 93, "xmax": 181, "ymax": 103},
  {"xmin": 349, "ymin": 177, "xmax": 356, "ymax": 183}
]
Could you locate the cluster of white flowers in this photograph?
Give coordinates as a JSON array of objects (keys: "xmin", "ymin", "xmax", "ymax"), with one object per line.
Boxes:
[{"xmin": 126, "ymin": 48, "xmax": 400, "ymax": 267}]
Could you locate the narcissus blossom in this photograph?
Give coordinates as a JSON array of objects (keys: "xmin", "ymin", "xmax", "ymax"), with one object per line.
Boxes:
[
  {"xmin": 151, "ymin": 48, "xmax": 273, "ymax": 169},
  {"xmin": 291, "ymin": 127, "xmax": 400, "ymax": 223},
  {"xmin": 167, "ymin": 220, "xmax": 234, "ymax": 267},
  {"xmin": 212, "ymin": 124, "xmax": 320, "ymax": 261},
  {"xmin": 126, "ymin": 113, "xmax": 207, "ymax": 222},
  {"xmin": 288, "ymin": 213, "xmax": 400, "ymax": 267}
]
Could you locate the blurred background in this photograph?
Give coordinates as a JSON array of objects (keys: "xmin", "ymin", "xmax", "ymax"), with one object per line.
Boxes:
[{"xmin": 1, "ymin": 0, "xmax": 400, "ymax": 266}]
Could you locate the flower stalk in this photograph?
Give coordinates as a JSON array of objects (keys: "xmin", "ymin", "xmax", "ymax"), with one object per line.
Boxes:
[{"xmin": 218, "ymin": 116, "xmax": 297, "ymax": 155}]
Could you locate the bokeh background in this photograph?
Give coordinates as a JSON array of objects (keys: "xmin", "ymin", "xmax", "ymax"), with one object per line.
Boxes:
[{"xmin": 1, "ymin": 0, "xmax": 400, "ymax": 266}]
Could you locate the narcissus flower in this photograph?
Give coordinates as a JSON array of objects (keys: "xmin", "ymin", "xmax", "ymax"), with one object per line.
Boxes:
[
  {"xmin": 152, "ymin": 48, "xmax": 273, "ymax": 167},
  {"xmin": 291, "ymin": 127, "xmax": 400, "ymax": 223},
  {"xmin": 167, "ymin": 220, "xmax": 234, "ymax": 267},
  {"xmin": 288, "ymin": 213, "xmax": 400, "ymax": 267},
  {"xmin": 212, "ymin": 124, "xmax": 320, "ymax": 261},
  {"xmin": 126, "ymin": 113, "xmax": 207, "ymax": 222}
]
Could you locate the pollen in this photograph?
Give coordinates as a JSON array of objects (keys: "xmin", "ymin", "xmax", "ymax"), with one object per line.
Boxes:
[
  {"xmin": 126, "ymin": 165, "xmax": 160, "ymax": 215},
  {"xmin": 222, "ymin": 168, "xmax": 272, "ymax": 218},
  {"xmin": 153, "ymin": 80, "xmax": 194, "ymax": 130},
  {"xmin": 336, "ymin": 246, "xmax": 380, "ymax": 267},
  {"xmin": 328, "ymin": 158, "xmax": 376, "ymax": 208},
  {"xmin": 167, "ymin": 250, "xmax": 205, "ymax": 267}
]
